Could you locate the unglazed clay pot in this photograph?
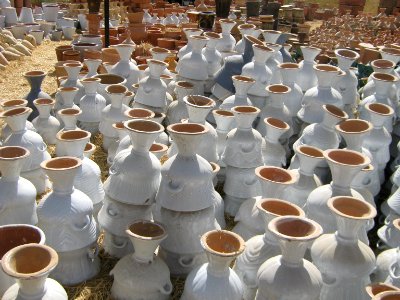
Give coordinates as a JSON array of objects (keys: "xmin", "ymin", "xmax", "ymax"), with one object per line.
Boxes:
[
  {"xmin": 1, "ymin": 244, "xmax": 67, "ymax": 300},
  {"xmin": 0, "ymin": 107, "xmax": 51, "ymax": 194},
  {"xmin": 234, "ymin": 199, "xmax": 305, "ymax": 300},
  {"xmin": 311, "ymin": 196, "xmax": 377, "ymax": 300},
  {"xmin": 37, "ymin": 157, "xmax": 100, "ymax": 285},
  {"xmin": 110, "ymin": 220, "xmax": 172, "ymax": 300},
  {"xmin": 182, "ymin": 230, "xmax": 245, "ymax": 300},
  {"xmin": 32, "ymin": 98, "xmax": 60, "ymax": 145},
  {"xmin": 0, "ymin": 224, "xmax": 45, "ymax": 296},
  {"xmin": 57, "ymin": 107, "xmax": 81, "ymax": 131},
  {"xmin": 256, "ymin": 216, "xmax": 323, "ymax": 300}
]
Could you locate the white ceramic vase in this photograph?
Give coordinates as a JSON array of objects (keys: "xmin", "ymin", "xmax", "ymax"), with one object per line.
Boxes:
[
  {"xmin": 32, "ymin": 98, "xmax": 60, "ymax": 145},
  {"xmin": 110, "ymin": 44, "xmax": 140, "ymax": 89},
  {"xmin": 166, "ymin": 81, "xmax": 193, "ymax": 125},
  {"xmin": 297, "ymin": 45, "xmax": 321, "ymax": 92}
]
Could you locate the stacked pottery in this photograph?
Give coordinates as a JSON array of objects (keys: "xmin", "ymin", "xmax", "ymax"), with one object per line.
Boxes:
[
  {"xmin": 1, "ymin": 244, "xmax": 68, "ymax": 300},
  {"xmin": 306, "ymin": 149, "xmax": 370, "ymax": 239},
  {"xmin": 297, "ymin": 46, "xmax": 321, "ymax": 92},
  {"xmin": 155, "ymin": 123, "xmax": 219, "ymax": 277},
  {"xmin": 202, "ymin": 32, "xmax": 223, "ymax": 94},
  {"xmin": 291, "ymin": 104, "xmax": 348, "ymax": 183},
  {"xmin": 133, "ymin": 59, "xmax": 169, "ymax": 113},
  {"xmin": 215, "ymin": 19, "xmax": 236, "ymax": 52},
  {"xmin": 234, "ymin": 199, "xmax": 305, "ymax": 300},
  {"xmin": 54, "ymin": 87, "xmax": 79, "ymax": 116},
  {"xmin": 282, "ymin": 145, "xmax": 324, "ymax": 208},
  {"xmin": 93, "ymin": 74, "xmax": 127, "ymax": 105},
  {"xmin": 57, "ymin": 108, "xmax": 81, "ymax": 132},
  {"xmin": 233, "ymin": 166, "xmax": 297, "ymax": 241},
  {"xmin": 32, "ymin": 98, "xmax": 60, "ymax": 144},
  {"xmin": 60, "ymin": 62, "xmax": 85, "ymax": 105},
  {"xmin": 166, "ymin": 81, "xmax": 194, "ymax": 125},
  {"xmin": 78, "ymin": 77, "xmax": 107, "ymax": 133},
  {"xmin": 220, "ymin": 75, "xmax": 256, "ymax": 113},
  {"xmin": 177, "ymin": 28, "xmax": 204, "ymax": 59},
  {"xmin": 262, "ymin": 117, "xmax": 290, "ymax": 167},
  {"xmin": 0, "ymin": 107, "xmax": 51, "ymax": 194},
  {"xmin": 55, "ymin": 130, "xmax": 105, "ymax": 220},
  {"xmin": 176, "ymin": 35, "xmax": 209, "ymax": 95},
  {"xmin": 168, "ymin": 95, "xmax": 217, "ymax": 162},
  {"xmin": 0, "ymin": 146, "xmax": 37, "ymax": 226},
  {"xmin": 213, "ymin": 109, "xmax": 234, "ymax": 171},
  {"xmin": 277, "ymin": 63, "xmax": 303, "ymax": 138},
  {"xmin": 99, "ymin": 120, "xmax": 163, "ymax": 258},
  {"xmin": 37, "ymin": 157, "xmax": 100, "ymax": 285},
  {"xmin": 23, "ymin": 71, "xmax": 52, "ymax": 121},
  {"xmin": 297, "ymin": 64, "xmax": 343, "ymax": 125},
  {"xmin": 0, "ymin": 224, "xmax": 45, "ymax": 296},
  {"xmin": 235, "ymin": 24, "xmax": 257, "ymax": 54},
  {"xmin": 109, "ymin": 44, "xmax": 140, "ymax": 89},
  {"xmin": 110, "ymin": 220, "xmax": 173, "ymax": 300},
  {"xmin": 222, "ymin": 106, "xmax": 263, "ymax": 216},
  {"xmin": 256, "ymin": 216, "xmax": 323, "ymax": 300},
  {"xmin": 311, "ymin": 196, "xmax": 377, "ymax": 300},
  {"xmin": 333, "ymin": 49, "xmax": 360, "ymax": 116},
  {"xmin": 241, "ymin": 44, "xmax": 274, "ymax": 110},
  {"xmin": 99, "ymin": 84, "xmax": 130, "ymax": 151},
  {"xmin": 181, "ymin": 230, "xmax": 245, "ymax": 300}
]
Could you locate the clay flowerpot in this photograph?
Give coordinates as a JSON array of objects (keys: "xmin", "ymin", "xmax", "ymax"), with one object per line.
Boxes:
[
  {"xmin": 23, "ymin": 71, "xmax": 51, "ymax": 121},
  {"xmin": 32, "ymin": 98, "xmax": 60, "ymax": 145},
  {"xmin": 311, "ymin": 196, "xmax": 377, "ymax": 300},
  {"xmin": 1, "ymin": 244, "xmax": 67, "ymax": 300},
  {"xmin": 220, "ymin": 75, "xmax": 256, "ymax": 112},
  {"xmin": 256, "ymin": 216, "xmax": 323, "ymax": 300},
  {"xmin": 37, "ymin": 157, "xmax": 100, "ymax": 285},
  {"xmin": 0, "ymin": 224, "xmax": 45, "ymax": 296},
  {"xmin": 182, "ymin": 230, "xmax": 245, "ymax": 300},
  {"xmin": 110, "ymin": 220, "xmax": 172, "ymax": 300}
]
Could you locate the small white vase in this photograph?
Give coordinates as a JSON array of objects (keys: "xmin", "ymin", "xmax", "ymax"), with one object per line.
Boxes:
[
  {"xmin": 297, "ymin": 45, "xmax": 321, "ymax": 92},
  {"xmin": 55, "ymin": 86, "xmax": 80, "ymax": 115},
  {"xmin": 177, "ymin": 35, "xmax": 209, "ymax": 81},
  {"xmin": 32, "ymin": 98, "xmax": 60, "ymax": 145},
  {"xmin": 235, "ymin": 24, "xmax": 257, "ymax": 54},
  {"xmin": 57, "ymin": 107, "xmax": 81, "ymax": 131},
  {"xmin": 215, "ymin": 19, "xmax": 236, "ymax": 52},
  {"xmin": 60, "ymin": 62, "xmax": 85, "ymax": 105},
  {"xmin": 166, "ymin": 80, "xmax": 194, "ymax": 125},
  {"xmin": 110, "ymin": 44, "xmax": 140, "ymax": 89},
  {"xmin": 220, "ymin": 75, "xmax": 256, "ymax": 113},
  {"xmin": 178, "ymin": 28, "xmax": 204, "ymax": 59}
]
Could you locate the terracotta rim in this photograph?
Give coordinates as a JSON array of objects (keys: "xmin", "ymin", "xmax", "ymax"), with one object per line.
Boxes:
[
  {"xmin": 184, "ymin": 95, "xmax": 215, "ymax": 107},
  {"xmin": 365, "ymin": 283, "xmax": 400, "ymax": 298},
  {"xmin": 268, "ymin": 216, "xmax": 323, "ymax": 241},
  {"xmin": 323, "ymin": 148, "xmax": 370, "ymax": 166},
  {"xmin": 167, "ymin": 123, "xmax": 208, "ymax": 135},
  {"xmin": 257, "ymin": 198, "xmax": 305, "ymax": 218},
  {"xmin": 201, "ymin": 230, "xmax": 245, "ymax": 257},
  {"xmin": 112, "ymin": 122, "xmax": 125, "ymax": 130},
  {"xmin": 262, "ymin": 29, "xmax": 281, "ymax": 35},
  {"xmin": 265, "ymin": 117, "xmax": 289, "ymax": 130},
  {"xmin": 150, "ymin": 47, "xmax": 169, "ymax": 54},
  {"xmin": 124, "ymin": 119, "xmax": 164, "ymax": 134},
  {"xmin": 1, "ymin": 244, "xmax": 58, "ymax": 279},
  {"xmin": 238, "ymin": 23, "xmax": 256, "ymax": 30},
  {"xmin": 327, "ymin": 196, "xmax": 376, "ymax": 220},
  {"xmin": 137, "ymin": 64, "xmax": 148, "ymax": 71},
  {"xmin": 335, "ymin": 119, "xmax": 372, "ymax": 134},
  {"xmin": 126, "ymin": 220, "xmax": 167, "ymax": 240},
  {"xmin": 1, "ymin": 99, "xmax": 28, "ymax": 108},
  {"xmin": 1, "ymin": 107, "xmax": 31, "ymax": 118},
  {"xmin": 58, "ymin": 108, "xmax": 81, "ymax": 116},
  {"xmin": 58, "ymin": 86, "xmax": 79, "ymax": 93},
  {"xmin": 232, "ymin": 105, "xmax": 260, "ymax": 114},
  {"xmin": 94, "ymin": 74, "xmax": 125, "ymax": 85},
  {"xmin": 150, "ymin": 143, "xmax": 168, "ymax": 153},
  {"xmin": 33, "ymin": 98, "xmax": 55, "ymax": 106},
  {"xmin": 124, "ymin": 108, "xmax": 155, "ymax": 119},
  {"xmin": 84, "ymin": 58, "xmax": 102, "ymax": 64},
  {"xmin": 81, "ymin": 77, "xmax": 101, "ymax": 83},
  {"xmin": 232, "ymin": 75, "xmax": 256, "ymax": 83},
  {"xmin": 314, "ymin": 64, "xmax": 340, "ymax": 73},
  {"xmin": 381, "ymin": 47, "xmax": 400, "ymax": 56},
  {"xmin": 278, "ymin": 62, "xmax": 300, "ymax": 69},
  {"xmin": 323, "ymin": 104, "xmax": 348, "ymax": 119},
  {"xmin": 0, "ymin": 146, "xmax": 30, "ymax": 160},
  {"xmin": 41, "ymin": 156, "xmax": 82, "ymax": 170},
  {"xmin": 266, "ymin": 84, "xmax": 291, "ymax": 94},
  {"xmin": 23, "ymin": 70, "xmax": 46, "ymax": 77},
  {"xmin": 371, "ymin": 59, "xmax": 395, "ymax": 69},
  {"xmin": 300, "ymin": 45, "xmax": 321, "ymax": 52},
  {"xmin": 106, "ymin": 84, "xmax": 128, "ymax": 95},
  {"xmin": 244, "ymin": 35, "xmax": 264, "ymax": 46},
  {"xmin": 219, "ymin": 18, "xmax": 236, "ymax": 24},
  {"xmin": 335, "ymin": 48, "xmax": 359, "ymax": 59},
  {"xmin": 265, "ymin": 43, "xmax": 281, "ymax": 51},
  {"xmin": 147, "ymin": 58, "xmax": 168, "ymax": 67},
  {"xmin": 371, "ymin": 291, "xmax": 400, "ymax": 299},
  {"xmin": 371, "ymin": 72, "xmax": 398, "ymax": 82},
  {"xmin": 204, "ymin": 32, "xmax": 221, "ymax": 39},
  {"xmin": 296, "ymin": 145, "xmax": 324, "ymax": 158},
  {"xmin": 212, "ymin": 109, "xmax": 234, "ymax": 117},
  {"xmin": 84, "ymin": 142, "xmax": 96, "ymax": 153},
  {"xmin": 191, "ymin": 35, "xmax": 208, "ymax": 41},
  {"xmin": 365, "ymin": 103, "xmax": 394, "ymax": 116},
  {"xmin": 63, "ymin": 62, "xmax": 82, "ymax": 68},
  {"xmin": 255, "ymin": 166, "xmax": 296, "ymax": 184},
  {"xmin": 253, "ymin": 44, "xmax": 274, "ymax": 52},
  {"xmin": 176, "ymin": 81, "xmax": 194, "ymax": 89},
  {"xmin": 57, "ymin": 130, "xmax": 91, "ymax": 141}
]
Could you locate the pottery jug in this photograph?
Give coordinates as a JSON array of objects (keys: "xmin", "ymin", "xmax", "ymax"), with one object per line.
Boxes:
[
  {"xmin": 93, "ymin": 74, "xmax": 127, "ymax": 105},
  {"xmin": 202, "ymin": 32, "xmax": 223, "ymax": 78},
  {"xmin": 178, "ymin": 28, "xmax": 204, "ymax": 60},
  {"xmin": 23, "ymin": 71, "xmax": 52, "ymax": 121},
  {"xmin": 235, "ymin": 24, "xmax": 257, "ymax": 54},
  {"xmin": 32, "ymin": 99, "xmax": 60, "ymax": 145},
  {"xmin": 262, "ymin": 117, "xmax": 289, "ymax": 167},
  {"xmin": 82, "ymin": 58, "xmax": 101, "ymax": 79},
  {"xmin": 213, "ymin": 109, "xmax": 234, "ymax": 165}
]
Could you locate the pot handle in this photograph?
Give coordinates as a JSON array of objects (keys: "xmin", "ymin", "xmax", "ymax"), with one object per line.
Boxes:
[
  {"xmin": 109, "ymin": 164, "xmax": 120, "ymax": 175},
  {"xmin": 321, "ymin": 273, "xmax": 336, "ymax": 287},
  {"xmin": 240, "ymin": 142, "xmax": 255, "ymax": 154},
  {"xmin": 72, "ymin": 215, "xmax": 91, "ymax": 231},
  {"xmin": 167, "ymin": 181, "xmax": 184, "ymax": 193},
  {"xmin": 112, "ymin": 236, "xmax": 128, "ymax": 249},
  {"xmin": 179, "ymin": 255, "xmax": 196, "ymax": 268},
  {"xmin": 107, "ymin": 206, "xmax": 118, "ymax": 217},
  {"xmin": 159, "ymin": 282, "xmax": 173, "ymax": 295},
  {"xmin": 244, "ymin": 177, "xmax": 258, "ymax": 186},
  {"xmin": 87, "ymin": 244, "xmax": 99, "ymax": 262},
  {"xmin": 37, "ymin": 141, "xmax": 48, "ymax": 152}
]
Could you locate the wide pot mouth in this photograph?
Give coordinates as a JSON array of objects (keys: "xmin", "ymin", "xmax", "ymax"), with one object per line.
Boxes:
[
  {"xmin": 81, "ymin": 77, "xmax": 101, "ymax": 84},
  {"xmin": 58, "ymin": 108, "xmax": 81, "ymax": 116},
  {"xmin": 147, "ymin": 59, "xmax": 168, "ymax": 67},
  {"xmin": 113, "ymin": 122, "xmax": 125, "ymax": 130},
  {"xmin": 201, "ymin": 230, "xmax": 245, "ymax": 257},
  {"xmin": 219, "ymin": 18, "xmax": 236, "ymax": 24},
  {"xmin": 335, "ymin": 48, "xmax": 359, "ymax": 59},
  {"xmin": 0, "ymin": 225, "xmax": 44, "ymax": 260},
  {"xmin": 0, "ymin": 146, "xmax": 30, "ymax": 160},
  {"xmin": 33, "ymin": 98, "xmax": 55, "ymax": 106},
  {"xmin": 56, "ymin": 45, "xmax": 73, "ymax": 50},
  {"xmin": 63, "ymin": 62, "xmax": 82, "ymax": 68},
  {"xmin": 336, "ymin": 119, "xmax": 372, "ymax": 134},
  {"xmin": 296, "ymin": 145, "xmax": 324, "ymax": 158},
  {"xmin": 323, "ymin": 104, "xmax": 348, "ymax": 119},
  {"xmin": 72, "ymin": 42, "xmax": 96, "ymax": 47},
  {"xmin": 167, "ymin": 123, "xmax": 208, "ymax": 135},
  {"xmin": 244, "ymin": 34, "xmax": 264, "ymax": 46},
  {"xmin": 94, "ymin": 74, "xmax": 125, "ymax": 85},
  {"xmin": 327, "ymin": 196, "xmax": 376, "ymax": 220},
  {"xmin": 126, "ymin": 220, "xmax": 167, "ymax": 240},
  {"xmin": 266, "ymin": 84, "xmax": 291, "ymax": 94},
  {"xmin": 57, "ymin": 130, "xmax": 91, "ymax": 141},
  {"xmin": 278, "ymin": 62, "xmax": 300, "ymax": 69},
  {"xmin": 255, "ymin": 166, "xmax": 296, "ymax": 184},
  {"xmin": 203, "ymin": 32, "xmax": 221, "ymax": 39},
  {"xmin": 262, "ymin": 29, "xmax": 281, "ymax": 35},
  {"xmin": 1, "ymin": 107, "xmax": 31, "ymax": 118},
  {"xmin": 269, "ymin": 216, "xmax": 322, "ymax": 240},
  {"xmin": 106, "ymin": 84, "xmax": 128, "ymax": 95},
  {"xmin": 124, "ymin": 119, "xmax": 164, "ymax": 134},
  {"xmin": 1, "ymin": 244, "xmax": 58, "ymax": 279},
  {"xmin": 232, "ymin": 75, "xmax": 256, "ymax": 84},
  {"xmin": 257, "ymin": 198, "xmax": 305, "ymax": 217},
  {"xmin": 41, "ymin": 156, "xmax": 82, "ymax": 171},
  {"xmin": 253, "ymin": 44, "xmax": 274, "ymax": 53},
  {"xmin": 150, "ymin": 47, "xmax": 169, "ymax": 54},
  {"xmin": 381, "ymin": 47, "xmax": 400, "ymax": 56},
  {"xmin": 371, "ymin": 72, "xmax": 398, "ymax": 82},
  {"xmin": 323, "ymin": 148, "xmax": 370, "ymax": 166},
  {"xmin": 314, "ymin": 64, "xmax": 340, "ymax": 73},
  {"xmin": 238, "ymin": 23, "xmax": 256, "ymax": 30},
  {"xmin": 84, "ymin": 142, "xmax": 96, "ymax": 153},
  {"xmin": 191, "ymin": 35, "xmax": 208, "ymax": 41},
  {"xmin": 265, "ymin": 117, "xmax": 289, "ymax": 130},
  {"xmin": 300, "ymin": 45, "xmax": 321, "ymax": 52},
  {"xmin": 124, "ymin": 108, "xmax": 155, "ymax": 119},
  {"xmin": 232, "ymin": 105, "xmax": 260, "ymax": 114},
  {"xmin": 371, "ymin": 59, "xmax": 395, "ymax": 69},
  {"xmin": 212, "ymin": 109, "xmax": 234, "ymax": 117},
  {"xmin": 365, "ymin": 283, "xmax": 400, "ymax": 298},
  {"xmin": 23, "ymin": 70, "xmax": 46, "ymax": 77},
  {"xmin": 150, "ymin": 143, "xmax": 168, "ymax": 153},
  {"xmin": 1, "ymin": 99, "xmax": 28, "ymax": 108},
  {"xmin": 176, "ymin": 81, "xmax": 194, "ymax": 89},
  {"xmin": 58, "ymin": 86, "xmax": 79, "ymax": 93},
  {"xmin": 372, "ymin": 291, "xmax": 400, "ymax": 299},
  {"xmin": 184, "ymin": 95, "xmax": 215, "ymax": 107}
]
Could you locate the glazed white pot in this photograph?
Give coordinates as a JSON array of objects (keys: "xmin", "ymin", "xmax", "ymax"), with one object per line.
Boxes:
[
  {"xmin": 54, "ymin": 86, "xmax": 80, "ymax": 115},
  {"xmin": 82, "ymin": 58, "xmax": 101, "ymax": 79},
  {"xmin": 213, "ymin": 109, "xmax": 234, "ymax": 165},
  {"xmin": 215, "ymin": 19, "xmax": 236, "ymax": 52},
  {"xmin": 177, "ymin": 35, "xmax": 209, "ymax": 81},
  {"xmin": 178, "ymin": 28, "xmax": 204, "ymax": 60},
  {"xmin": 60, "ymin": 62, "xmax": 85, "ymax": 105},
  {"xmin": 297, "ymin": 45, "xmax": 321, "ymax": 92},
  {"xmin": 32, "ymin": 98, "xmax": 60, "ymax": 145},
  {"xmin": 235, "ymin": 24, "xmax": 257, "ymax": 54},
  {"xmin": 202, "ymin": 32, "xmax": 223, "ymax": 78},
  {"xmin": 57, "ymin": 107, "xmax": 81, "ymax": 131},
  {"xmin": 93, "ymin": 74, "xmax": 127, "ymax": 105},
  {"xmin": 110, "ymin": 44, "xmax": 140, "ymax": 89},
  {"xmin": 166, "ymin": 81, "xmax": 193, "ymax": 125},
  {"xmin": 220, "ymin": 75, "xmax": 255, "ymax": 113}
]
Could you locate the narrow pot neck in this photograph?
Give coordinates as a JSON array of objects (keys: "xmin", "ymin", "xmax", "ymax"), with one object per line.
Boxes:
[
  {"xmin": 36, "ymin": 105, "xmax": 52, "ymax": 118},
  {"xmin": 280, "ymin": 69, "xmax": 298, "ymax": 85},
  {"xmin": 279, "ymin": 239, "xmax": 309, "ymax": 266},
  {"xmin": 59, "ymin": 90, "xmax": 77, "ymax": 107},
  {"xmin": 109, "ymin": 94, "xmax": 124, "ymax": 109},
  {"xmin": 316, "ymin": 70, "xmax": 337, "ymax": 88},
  {"xmin": 301, "ymin": 47, "xmax": 321, "ymax": 62},
  {"xmin": 61, "ymin": 115, "xmax": 78, "ymax": 130},
  {"xmin": 329, "ymin": 163, "xmax": 364, "ymax": 195},
  {"xmin": 0, "ymin": 159, "xmax": 23, "ymax": 181},
  {"xmin": 46, "ymin": 168, "xmax": 77, "ymax": 195},
  {"xmin": 206, "ymin": 251, "xmax": 236, "ymax": 277},
  {"xmin": 17, "ymin": 276, "xmax": 48, "ymax": 299},
  {"xmin": 115, "ymin": 45, "xmax": 134, "ymax": 62},
  {"xmin": 65, "ymin": 66, "xmax": 81, "ymax": 81},
  {"xmin": 82, "ymin": 81, "xmax": 99, "ymax": 94},
  {"xmin": 335, "ymin": 215, "xmax": 366, "ymax": 242}
]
